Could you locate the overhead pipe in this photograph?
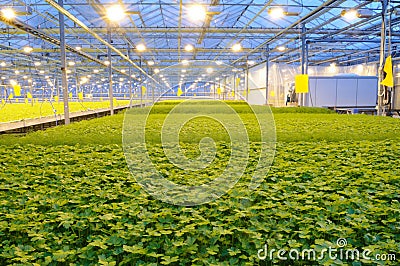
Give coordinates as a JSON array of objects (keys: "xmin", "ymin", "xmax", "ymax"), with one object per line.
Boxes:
[
  {"xmin": 232, "ymin": 0, "xmax": 339, "ymax": 64},
  {"xmin": 312, "ymin": 47, "xmax": 379, "ymax": 65},
  {"xmin": 213, "ymin": 0, "xmax": 273, "ymax": 61},
  {"xmin": 88, "ymin": 0, "xmax": 153, "ymax": 65},
  {"xmin": 44, "ymin": 0, "xmax": 159, "ymax": 85},
  {"xmin": 280, "ymin": 39, "xmax": 400, "ymax": 65},
  {"xmin": 272, "ymin": 0, "xmax": 371, "ymax": 60},
  {"xmin": 269, "ymin": 5, "xmax": 400, "ymax": 64},
  {"xmin": 0, "ymin": 14, "xmax": 128, "ymax": 77},
  {"xmin": 307, "ymin": 39, "xmax": 400, "ymax": 44},
  {"xmin": 4, "ymin": 26, "xmax": 400, "ymax": 36},
  {"xmin": 0, "ymin": 47, "xmax": 257, "ymax": 54}
]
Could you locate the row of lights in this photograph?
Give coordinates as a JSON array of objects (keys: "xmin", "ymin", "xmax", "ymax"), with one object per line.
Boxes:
[
  {"xmin": 1, "ymin": 5, "xmax": 287, "ymax": 69},
  {"xmin": 2, "ymin": 4, "xmax": 371, "ymax": 22},
  {"xmin": 2, "ymin": 4, "xmax": 370, "ymax": 58}
]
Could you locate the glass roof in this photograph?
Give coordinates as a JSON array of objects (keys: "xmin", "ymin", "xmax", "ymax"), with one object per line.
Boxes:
[{"xmin": 0, "ymin": 0, "xmax": 399, "ymax": 82}]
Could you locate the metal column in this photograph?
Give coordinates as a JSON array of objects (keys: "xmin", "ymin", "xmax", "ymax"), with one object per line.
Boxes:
[
  {"xmin": 107, "ymin": 24, "xmax": 114, "ymax": 115},
  {"xmin": 245, "ymin": 65, "xmax": 249, "ymax": 101},
  {"xmin": 305, "ymin": 43, "xmax": 309, "ymax": 74},
  {"xmin": 139, "ymin": 57, "xmax": 143, "ymax": 107},
  {"xmin": 378, "ymin": 0, "xmax": 389, "ymax": 116},
  {"xmin": 265, "ymin": 45, "xmax": 269, "ymax": 105},
  {"xmin": 300, "ymin": 23, "xmax": 307, "ymax": 107},
  {"xmin": 58, "ymin": 0, "xmax": 69, "ymax": 124},
  {"xmin": 127, "ymin": 45, "xmax": 133, "ymax": 108}
]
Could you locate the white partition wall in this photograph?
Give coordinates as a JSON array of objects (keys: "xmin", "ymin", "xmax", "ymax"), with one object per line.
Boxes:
[
  {"xmin": 305, "ymin": 76, "xmax": 378, "ymax": 108},
  {"xmin": 243, "ymin": 62, "xmax": 378, "ymax": 106},
  {"xmin": 247, "ymin": 63, "xmax": 267, "ymax": 105}
]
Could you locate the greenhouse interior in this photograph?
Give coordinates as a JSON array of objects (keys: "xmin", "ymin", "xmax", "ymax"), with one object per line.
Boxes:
[{"xmin": 0, "ymin": 0, "xmax": 399, "ymax": 265}]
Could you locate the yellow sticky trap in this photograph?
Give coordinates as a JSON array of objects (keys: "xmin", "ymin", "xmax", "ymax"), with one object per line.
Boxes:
[
  {"xmin": 25, "ymin": 98, "xmax": 29, "ymax": 104},
  {"xmin": 54, "ymin": 96, "xmax": 59, "ymax": 102},
  {"xmin": 15, "ymin": 98, "xmax": 19, "ymax": 103},
  {"xmin": 381, "ymin": 55, "xmax": 394, "ymax": 87},
  {"xmin": 295, "ymin": 74, "xmax": 309, "ymax": 93},
  {"xmin": 231, "ymin": 90, "xmax": 235, "ymax": 97},
  {"xmin": 141, "ymin": 86, "xmax": 147, "ymax": 95},
  {"xmin": 13, "ymin": 85, "xmax": 21, "ymax": 96},
  {"xmin": 78, "ymin": 92, "xmax": 83, "ymax": 100},
  {"xmin": 194, "ymin": 93, "xmax": 197, "ymax": 97},
  {"xmin": 100, "ymin": 97, "xmax": 103, "ymax": 101},
  {"xmin": 27, "ymin": 92, "xmax": 32, "ymax": 99},
  {"xmin": 270, "ymin": 91, "xmax": 275, "ymax": 97},
  {"xmin": 236, "ymin": 78, "xmax": 241, "ymax": 87},
  {"xmin": 177, "ymin": 87, "xmax": 183, "ymax": 97},
  {"xmin": 8, "ymin": 93, "xmax": 14, "ymax": 99},
  {"xmin": 69, "ymin": 92, "xmax": 73, "ymax": 98},
  {"xmin": 1, "ymin": 99, "xmax": 5, "ymax": 105},
  {"xmin": 217, "ymin": 87, "xmax": 221, "ymax": 95}
]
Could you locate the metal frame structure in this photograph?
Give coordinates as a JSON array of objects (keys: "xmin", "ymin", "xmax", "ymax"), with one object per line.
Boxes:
[{"xmin": 0, "ymin": 0, "xmax": 399, "ymax": 117}]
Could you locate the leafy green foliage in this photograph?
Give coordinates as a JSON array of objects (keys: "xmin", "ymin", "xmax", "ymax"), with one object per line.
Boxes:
[
  {"xmin": 0, "ymin": 101, "xmax": 399, "ymax": 265},
  {"xmin": 0, "ymin": 103, "xmax": 399, "ymax": 145},
  {"xmin": 270, "ymin": 106, "xmax": 335, "ymax": 114},
  {"xmin": 0, "ymin": 100, "xmax": 132, "ymax": 123},
  {"xmin": 0, "ymin": 142, "xmax": 399, "ymax": 265}
]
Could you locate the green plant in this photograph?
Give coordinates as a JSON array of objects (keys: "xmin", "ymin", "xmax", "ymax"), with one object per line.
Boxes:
[{"xmin": 0, "ymin": 101, "xmax": 399, "ymax": 265}]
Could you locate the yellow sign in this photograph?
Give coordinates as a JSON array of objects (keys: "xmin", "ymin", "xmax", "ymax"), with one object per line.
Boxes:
[
  {"xmin": 236, "ymin": 78, "xmax": 241, "ymax": 87},
  {"xmin": 295, "ymin": 74, "xmax": 309, "ymax": 93},
  {"xmin": 381, "ymin": 55, "xmax": 394, "ymax": 87},
  {"xmin": 13, "ymin": 85, "xmax": 21, "ymax": 96},
  {"xmin": 177, "ymin": 87, "xmax": 183, "ymax": 97}
]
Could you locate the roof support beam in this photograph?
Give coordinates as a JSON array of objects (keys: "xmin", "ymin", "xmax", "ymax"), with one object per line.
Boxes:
[
  {"xmin": 3, "ymin": 27, "xmax": 398, "ymax": 36},
  {"xmin": 44, "ymin": 0, "xmax": 157, "ymax": 84},
  {"xmin": 231, "ymin": 0, "xmax": 341, "ymax": 64}
]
